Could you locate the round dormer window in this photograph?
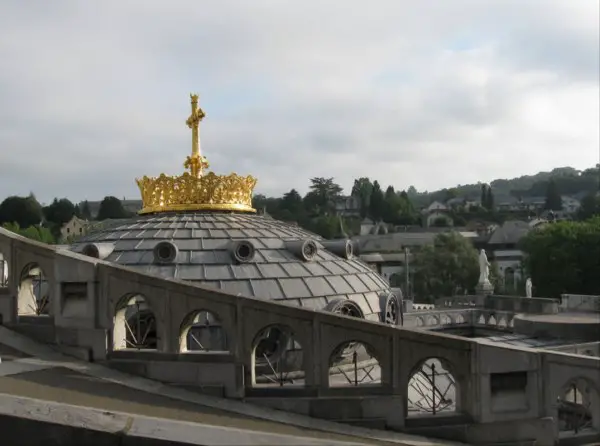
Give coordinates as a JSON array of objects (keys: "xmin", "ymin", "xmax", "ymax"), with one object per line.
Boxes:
[
  {"xmin": 153, "ymin": 241, "xmax": 178, "ymax": 264},
  {"xmin": 231, "ymin": 240, "xmax": 256, "ymax": 263}
]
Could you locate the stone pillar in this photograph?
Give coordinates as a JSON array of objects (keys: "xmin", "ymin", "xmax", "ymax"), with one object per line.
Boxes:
[{"xmin": 476, "ymin": 280, "xmax": 494, "ymax": 296}]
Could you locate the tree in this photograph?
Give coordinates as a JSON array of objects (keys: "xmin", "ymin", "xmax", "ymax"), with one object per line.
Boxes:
[
  {"xmin": 544, "ymin": 179, "xmax": 562, "ymax": 211},
  {"xmin": 577, "ymin": 193, "xmax": 600, "ymax": 221},
  {"xmin": 96, "ymin": 196, "xmax": 129, "ymax": 220},
  {"xmin": 0, "ymin": 195, "xmax": 43, "ymax": 228},
  {"xmin": 485, "ymin": 187, "xmax": 495, "ymax": 211},
  {"xmin": 80, "ymin": 200, "xmax": 92, "ymax": 220},
  {"xmin": 351, "ymin": 177, "xmax": 373, "ymax": 219},
  {"xmin": 369, "ymin": 181, "xmax": 385, "ymax": 221},
  {"xmin": 412, "ymin": 232, "xmax": 479, "ymax": 301},
  {"xmin": 306, "ymin": 177, "xmax": 343, "ymax": 215},
  {"xmin": 279, "ymin": 189, "xmax": 307, "ymax": 224},
  {"xmin": 480, "ymin": 184, "xmax": 488, "ymax": 209},
  {"xmin": 521, "ymin": 217, "xmax": 600, "ymax": 298},
  {"xmin": 2, "ymin": 222, "xmax": 55, "ymax": 244},
  {"xmin": 382, "ymin": 186, "xmax": 401, "ymax": 223},
  {"xmin": 43, "ymin": 198, "xmax": 76, "ymax": 226},
  {"xmin": 444, "ymin": 188, "xmax": 459, "ymax": 202}
]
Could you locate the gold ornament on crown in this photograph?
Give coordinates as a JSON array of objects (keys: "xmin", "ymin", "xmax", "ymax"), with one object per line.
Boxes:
[{"xmin": 136, "ymin": 93, "xmax": 257, "ymax": 214}]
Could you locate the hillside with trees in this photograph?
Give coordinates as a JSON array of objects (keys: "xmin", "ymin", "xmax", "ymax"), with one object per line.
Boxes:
[
  {"xmin": 410, "ymin": 165, "xmax": 599, "ymax": 207},
  {"xmin": 0, "ymin": 164, "xmax": 597, "ymax": 243}
]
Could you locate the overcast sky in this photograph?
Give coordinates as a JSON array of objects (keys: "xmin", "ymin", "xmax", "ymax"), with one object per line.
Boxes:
[{"xmin": 0, "ymin": 1, "xmax": 598, "ymax": 204}]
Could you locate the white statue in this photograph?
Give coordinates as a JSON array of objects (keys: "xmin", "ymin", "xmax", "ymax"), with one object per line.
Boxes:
[
  {"xmin": 525, "ymin": 278, "xmax": 533, "ymax": 298},
  {"xmin": 478, "ymin": 249, "xmax": 490, "ymax": 284}
]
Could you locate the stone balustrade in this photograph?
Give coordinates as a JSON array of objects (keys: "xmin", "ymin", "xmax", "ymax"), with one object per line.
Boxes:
[
  {"xmin": 561, "ymin": 294, "xmax": 600, "ymax": 313},
  {"xmin": 0, "ymin": 227, "xmax": 599, "ymax": 445}
]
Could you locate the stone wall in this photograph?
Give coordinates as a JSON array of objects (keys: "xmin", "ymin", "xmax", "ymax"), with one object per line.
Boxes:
[{"xmin": 1, "ymin": 227, "xmax": 599, "ymax": 446}]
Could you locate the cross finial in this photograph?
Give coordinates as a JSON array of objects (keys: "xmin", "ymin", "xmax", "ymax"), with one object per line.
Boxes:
[{"xmin": 184, "ymin": 93, "xmax": 209, "ymax": 178}]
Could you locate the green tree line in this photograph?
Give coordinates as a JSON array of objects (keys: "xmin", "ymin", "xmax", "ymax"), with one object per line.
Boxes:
[{"xmin": 0, "ymin": 195, "xmax": 133, "ymax": 244}]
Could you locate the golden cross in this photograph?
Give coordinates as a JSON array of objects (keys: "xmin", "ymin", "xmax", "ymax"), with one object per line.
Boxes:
[
  {"xmin": 184, "ymin": 94, "xmax": 209, "ymax": 178},
  {"xmin": 186, "ymin": 93, "xmax": 205, "ymax": 158}
]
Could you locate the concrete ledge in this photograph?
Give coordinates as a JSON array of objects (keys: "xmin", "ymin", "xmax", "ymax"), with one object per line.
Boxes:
[
  {"xmin": 0, "ymin": 393, "xmax": 373, "ymax": 446},
  {"xmin": 404, "ymin": 417, "xmax": 557, "ymax": 446}
]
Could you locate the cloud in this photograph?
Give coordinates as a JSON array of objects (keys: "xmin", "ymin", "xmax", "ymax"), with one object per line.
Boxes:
[{"xmin": 0, "ymin": 0, "xmax": 598, "ymax": 204}]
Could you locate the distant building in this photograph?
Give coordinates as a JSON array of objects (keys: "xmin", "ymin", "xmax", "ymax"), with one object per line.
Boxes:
[
  {"xmin": 421, "ymin": 201, "xmax": 453, "ymax": 227},
  {"xmin": 486, "ymin": 220, "xmax": 531, "ymax": 291},
  {"xmin": 60, "ymin": 216, "xmax": 90, "ymax": 242}
]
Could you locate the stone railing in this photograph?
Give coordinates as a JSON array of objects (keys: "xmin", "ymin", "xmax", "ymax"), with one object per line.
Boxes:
[
  {"xmin": 561, "ymin": 294, "xmax": 600, "ymax": 313},
  {"xmin": 0, "ymin": 227, "xmax": 599, "ymax": 445},
  {"xmin": 485, "ymin": 294, "xmax": 560, "ymax": 314},
  {"xmin": 546, "ymin": 341, "xmax": 600, "ymax": 358},
  {"xmin": 435, "ymin": 295, "xmax": 480, "ymax": 308},
  {"xmin": 403, "ymin": 308, "xmax": 516, "ymax": 331}
]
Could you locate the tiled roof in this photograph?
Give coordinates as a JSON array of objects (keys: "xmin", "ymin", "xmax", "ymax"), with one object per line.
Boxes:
[
  {"xmin": 70, "ymin": 212, "xmax": 391, "ymax": 320},
  {"xmin": 487, "ymin": 220, "xmax": 531, "ymax": 245}
]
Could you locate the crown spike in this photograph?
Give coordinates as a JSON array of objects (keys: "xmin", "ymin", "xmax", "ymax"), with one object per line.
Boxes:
[{"xmin": 136, "ymin": 93, "xmax": 257, "ymax": 214}]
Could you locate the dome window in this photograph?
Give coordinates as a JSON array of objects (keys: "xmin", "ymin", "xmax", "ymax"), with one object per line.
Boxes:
[
  {"xmin": 230, "ymin": 240, "xmax": 256, "ymax": 264},
  {"xmin": 285, "ymin": 239, "xmax": 319, "ymax": 262},
  {"xmin": 380, "ymin": 292, "xmax": 402, "ymax": 326},
  {"xmin": 325, "ymin": 298, "xmax": 364, "ymax": 319},
  {"xmin": 81, "ymin": 243, "xmax": 114, "ymax": 260},
  {"xmin": 320, "ymin": 239, "xmax": 353, "ymax": 260},
  {"xmin": 153, "ymin": 241, "xmax": 178, "ymax": 264}
]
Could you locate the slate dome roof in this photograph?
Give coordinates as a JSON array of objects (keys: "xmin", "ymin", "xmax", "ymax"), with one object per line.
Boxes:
[{"xmin": 70, "ymin": 212, "xmax": 396, "ymax": 322}]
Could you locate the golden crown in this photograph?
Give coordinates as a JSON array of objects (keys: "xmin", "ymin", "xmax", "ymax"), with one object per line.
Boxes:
[{"xmin": 136, "ymin": 94, "xmax": 257, "ymax": 214}]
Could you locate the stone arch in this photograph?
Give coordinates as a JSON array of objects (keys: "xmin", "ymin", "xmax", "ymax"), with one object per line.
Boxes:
[
  {"xmin": 407, "ymin": 356, "xmax": 460, "ymax": 417},
  {"xmin": 18, "ymin": 263, "xmax": 51, "ymax": 316},
  {"xmin": 455, "ymin": 314, "xmax": 466, "ymax": 324},
  {"xmin": 416, "ymin": 316, "xmax": 425, "ymax": 327},
  {"xmin": 112, "ymin": 294, "xmax": 157, "ymax": 351},
  {"xmin": 328, "ymin": 340, "xmax": 381, "ymax": 387},
  {"xmin": 497, "ymin": 315, "xmax": 507, "ymax": 328},
  {"xmin": 508, "ymin": 317, "xmax": 515, "ymax": 328},
  {"xmin": 0, "ymin": 251, "xmax": 8, "ymax": 287},
  {"xmin": 179, "ymin": 310, "xmax": 230, "ymax": 353},
  {"xmin": 250, "ymin": 324, "xmax": 304, "ymax": 387},
  {"xmin": 477, "ymin": 314, "xmax": 485, "ymax": 325},
  {"xmin": 556, "ymin": 377, "xmax": 600, "ymax": 434},
  {"xmin": 487, "ymin": 314, "xmax": 497, "ymax": 326},
  {"xmin": 429, "ymin": 315, "xmax": 440, "ymax": 326},
  {"xmin": 440, "ymin": 314, "xmax": 452, "ymax": 325}
]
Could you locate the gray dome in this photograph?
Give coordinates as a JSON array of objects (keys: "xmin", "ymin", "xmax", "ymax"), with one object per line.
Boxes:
[{"xmin": 70, "ymin": 212, "xmax": 394, "ymax": 322}]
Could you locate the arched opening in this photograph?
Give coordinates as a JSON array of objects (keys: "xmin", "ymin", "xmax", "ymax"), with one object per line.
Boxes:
[
  {"xmin": 251, "ymin": 324, "xmax": 303, "ymax": 387},
  {"xmin": 416, "ymin": 316, "xmax": 425, "ymax": 327},
  {"xmin": 477, "ymin": 314, "xmax": 485, "ymax": 325},
  {"xmin": 488, "ymin": 314, "xmax": 497, "ymax": 326},
  {"xmin": 18, "ymin": 263, "xmax": 50, "ymax": 316},
  {"xmin": 455, "ymin": 314, "xmax": 465, "ymax": 324},
  {"xmin": 407, "ymin": 357, "xmax": 459, "ymax": 417},
  {"xmin": 0, "ymin": 252, "xmax": 7, "ymax": 287},
  {"xmin": 440, "ymin": 314, "xmax": 452, "ymax": 325},
  {"xmin": 497, "ymin": 316, "xmax": 507, "ymax": 328},
  {"xmin": 113, "ymin": 294, "xmax": 157, "ymax": 350},
  {"xmin": 179, "ymin": 310, "xmax": 229, "ymax": 353},
  {"xmin": 328, "ymin": 341, "xmax": 381, "ymax": 387},
  {"xmin": 557, "ymin": 379, "xmax": 600, "ymax": 436},
  {"xmin": 429, "ymin": 315, "xmax": 440, "ymax": 326}
]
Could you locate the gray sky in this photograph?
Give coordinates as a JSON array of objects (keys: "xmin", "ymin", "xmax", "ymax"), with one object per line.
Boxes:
[{"xmin": 0, "ymin": 1, "xmax": 598, "ymax": 204}]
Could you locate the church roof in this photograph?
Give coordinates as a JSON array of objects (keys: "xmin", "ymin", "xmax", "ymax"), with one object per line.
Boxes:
[{"xmin": 70, "ymin": 212, "xmax": 391, "ymax": 320}]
